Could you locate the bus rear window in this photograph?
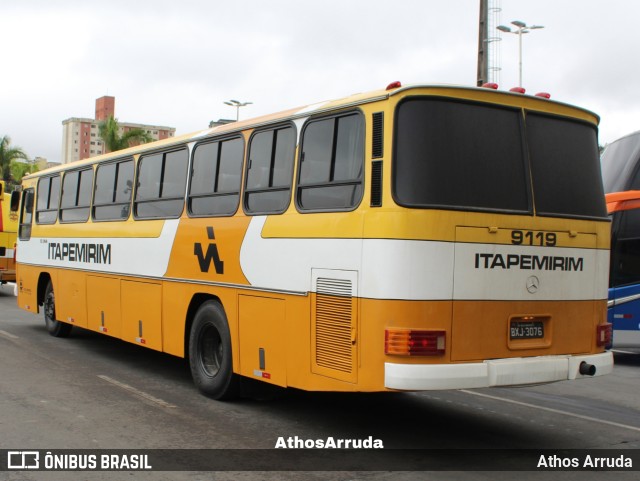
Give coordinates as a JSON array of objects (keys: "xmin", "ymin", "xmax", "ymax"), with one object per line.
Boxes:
[
  {"xmin": 393, "ymin": 98, "xmax": 529, "ymax": 213},
  {"xmin": 527, "ymin": 113, "xmax": 606, "ymax": 218},
  {"xmin": 393, "ymin": 98, "xmax": 607, "ymax": 219}
]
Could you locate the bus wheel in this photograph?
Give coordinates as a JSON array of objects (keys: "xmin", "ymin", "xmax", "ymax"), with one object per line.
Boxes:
[
  {"xmin": 43, "ymin": 281, "xmax": 72, "ymax": 338},
  {"xmin": 189, "ymin": 301, "xmax": 239, "ymax": 400}
]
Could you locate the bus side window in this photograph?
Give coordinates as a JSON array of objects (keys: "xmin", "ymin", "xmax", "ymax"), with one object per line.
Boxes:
[
  {"xmin": 296, "ymin": 112, "xmax": 364, "ymax": 211},
  {"xmin": 36, "ymin": 175, "xmax": 61, "ymax": 224},
  {"xmin": 60, "ymin": 168, "xmax": 94, "ymax": 223},
  {"xmin": 93, "ymin": 159, "xmax": 134, "ymax": 221},
  {"xmin": 188, "ymin": 137, "xmax": 244, "ymax": 217},
  {"xmin": 19, "ymin": 189, "xmax": 34, "ymax": 241},
  {"xmin": 244, "ymin": 125, "xmax": 295, "ymax": 215},
  {"xmin": 135, "ymin": 148, "xmax": 188, "ymax": 219}
]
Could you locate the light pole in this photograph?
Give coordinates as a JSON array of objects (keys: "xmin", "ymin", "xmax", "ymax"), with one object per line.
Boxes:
[
  {"xmin": 224, "ymin": 99, "xmax": 252, "ymax": 121},
  {"xmin": 497, "ymin": 20, "xmax": 544, "ymax": 87}
]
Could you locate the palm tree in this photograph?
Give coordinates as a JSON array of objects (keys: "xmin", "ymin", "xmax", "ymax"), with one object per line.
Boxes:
[
  {"xmin": 0, "ymin": 135, "xmax": 28, "ymax": 181},
  {"xmin": 98, "ymin": 116, "xmax": 153, "ymax": 153}
]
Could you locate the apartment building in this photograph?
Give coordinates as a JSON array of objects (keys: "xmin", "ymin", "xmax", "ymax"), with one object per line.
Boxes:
[{"xmin": 61, "ymin": 96, "xmax": 175, "ymax": 164}]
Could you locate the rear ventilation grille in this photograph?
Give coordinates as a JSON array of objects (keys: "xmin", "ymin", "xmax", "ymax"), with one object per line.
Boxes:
[
  {"xmin": 372, "ymin": 112, "xmax": 384, "ymax": 159},
  {"xmin": 315, "ymin": 278, "xmax": 353, "ymax": 373}
]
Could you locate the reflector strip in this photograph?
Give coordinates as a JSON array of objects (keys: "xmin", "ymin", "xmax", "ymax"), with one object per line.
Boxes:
[{"xmin": 596, "ymin": 323, "xmax": 612, "ymax": 347}]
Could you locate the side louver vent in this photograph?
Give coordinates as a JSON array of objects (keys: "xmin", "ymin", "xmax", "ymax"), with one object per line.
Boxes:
[
  {"xmin": 370, "ymin": 160, "xmax": 383, "ymax": 207},
  {"xmin": 315, "ymin": 278, "xmax": 353, "ymax": 373},
  {"xmin": 372, "ymin": 112, "xmax": 384, "ymax": 159}
]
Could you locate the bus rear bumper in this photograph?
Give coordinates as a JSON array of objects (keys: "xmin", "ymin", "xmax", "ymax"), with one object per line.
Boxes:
[{"xmin": 385, "ymin": 351, "xmax": 613, "ymax": 390}]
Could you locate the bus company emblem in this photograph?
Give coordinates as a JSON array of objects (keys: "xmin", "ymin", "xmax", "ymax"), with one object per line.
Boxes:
[
  {"xmin": 194, "ymin": 227, "xmax": 224, "ymax": 275},
  {"xmin": 526, "ymin": 276, "xmax": 540, "ymax": 294}
]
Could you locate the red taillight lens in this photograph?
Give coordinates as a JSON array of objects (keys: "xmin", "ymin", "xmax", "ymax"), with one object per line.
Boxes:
[
  {"xmin": 596, "ymin": 323, "xmax": 612, "ymax": 348},
  {"xmin": 385, "ymin": 329, "xmax": 446, "ymax": 356}
]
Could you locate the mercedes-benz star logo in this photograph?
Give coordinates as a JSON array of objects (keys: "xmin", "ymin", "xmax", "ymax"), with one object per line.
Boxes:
[{"xmin": 526, "ymin": 276, "xmax": 540, "ymax": 294}]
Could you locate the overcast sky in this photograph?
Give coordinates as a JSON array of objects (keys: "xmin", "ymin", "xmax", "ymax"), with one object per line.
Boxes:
[{"xmin": 2, "ymin": 0, "xmax": 639, "ymax": 162}]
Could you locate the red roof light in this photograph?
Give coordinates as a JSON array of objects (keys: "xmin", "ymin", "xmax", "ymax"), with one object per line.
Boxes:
[{"xmin": 386, "ymin": 81, "xmax": 402, "ymax": 90}]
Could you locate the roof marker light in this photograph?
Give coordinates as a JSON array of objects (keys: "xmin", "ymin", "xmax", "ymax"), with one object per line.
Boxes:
[
  {"xmin": 535, "ymin": 92, "xmax": 551, "ymax": 99},
  {"xmin": 509, "ymin": 87, "xmax": 526, "ymax": 94},
  {"xmin": 386, "ymin": 81, "xmax": 402, "ymax": 90},
  {"xmin": 481, "ymin": 82, "xmax": 499, "ymax": 89}
]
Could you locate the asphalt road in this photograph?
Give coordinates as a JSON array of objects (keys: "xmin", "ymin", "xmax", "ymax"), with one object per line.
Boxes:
[{"xmin": 0, "ymin": 283, "xmax": 638, "ymax": 481}]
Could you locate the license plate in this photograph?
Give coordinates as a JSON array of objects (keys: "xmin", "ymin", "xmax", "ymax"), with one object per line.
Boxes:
[{"xmin": 510, "ymin": 320, "xmax": 544, "ymax": 339}]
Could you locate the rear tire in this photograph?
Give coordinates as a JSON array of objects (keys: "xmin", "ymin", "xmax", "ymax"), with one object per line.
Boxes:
[
  {"xmin": 43, "ymin": 281, "xmax": 72, "ymax": 338},
  {"xmin": 189, "ymin": 301, "xmax": 239, "ymax": 400}
]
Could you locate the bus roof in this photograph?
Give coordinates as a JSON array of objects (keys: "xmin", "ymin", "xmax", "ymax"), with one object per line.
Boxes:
[
  {"xmin": 26, "ymin": 83, "xmax": 600, "ymax": 180},
  {"xmin": 605, "ymin": 129, "xmax": 640, "ymax": 146}
]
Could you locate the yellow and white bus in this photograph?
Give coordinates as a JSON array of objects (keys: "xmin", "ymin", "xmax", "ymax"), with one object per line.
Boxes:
[
  {"xmin": 13, "ymin": 83, "xmax": 613, "ymax": 399},
  {"xmin": 0, "ymin": 180, "xmax": 18, "ymax": 284}
]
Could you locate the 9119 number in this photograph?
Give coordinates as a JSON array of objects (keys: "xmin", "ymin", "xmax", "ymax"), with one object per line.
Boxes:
[{"xmin": 511, "ymin": 230, "xmax": 557, "ymax": 247}]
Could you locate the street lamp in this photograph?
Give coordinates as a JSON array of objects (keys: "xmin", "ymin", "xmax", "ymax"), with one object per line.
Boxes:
[
  {"xmin": 224, "ymin": 99, "xmax": 252, "ymax": 121},
  {"xmin": 497, "ymin": 20, "xmax": 544, "ymax": 87}
]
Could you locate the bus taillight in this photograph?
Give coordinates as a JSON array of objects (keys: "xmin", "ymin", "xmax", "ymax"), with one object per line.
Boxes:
[
  {"xmin": 385, "ymin": 329, "xmax": 446, "ymax": 356},
  {"xmin": 596, "ymin": 323, "xmax": 612, "ymax": 348}
]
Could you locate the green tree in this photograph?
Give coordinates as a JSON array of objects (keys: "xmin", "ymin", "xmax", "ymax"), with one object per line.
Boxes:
[
  {"xmin": 98, "ymin": 116, "xmax": 153, "ymax": 152},
  {"xmin": 0, "ymin": 135, "xmax": 28, "ymax": 182},
  {"xmin": 11, "ymin": 160, "xmax": 40, "ymax": 183}
]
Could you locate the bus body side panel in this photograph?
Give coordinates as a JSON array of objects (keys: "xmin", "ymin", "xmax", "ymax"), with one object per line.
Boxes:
[
  {"xmin": 87, "ymin": 274, "xmax": 122, "ymax": 338},
  {"xmin": 608, "ymin": 283, "xmax": 640, "ymax": 347},
  {"xmin": 55, "ymin": 269, "xmax": 88, "ymax": 329},
  {"xmin": 161, "ymin": 279, "xmax": 314, "ymax": 391},
  {"xmin": 121, "ymin": 279, "xmax": 162, "ymax": 351},
  {"xmin": 15, "ymin": 263, "xmax": 43, "ymax": 314}
]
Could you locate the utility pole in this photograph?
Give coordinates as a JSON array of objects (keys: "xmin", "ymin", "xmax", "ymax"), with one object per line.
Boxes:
[{"xmin": 477, "ymin": 0, "xmax": 489, "ymax": 86}]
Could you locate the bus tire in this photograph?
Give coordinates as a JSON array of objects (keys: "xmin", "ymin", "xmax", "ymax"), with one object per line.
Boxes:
[
  {"xmin": 188, "ymin": 301, "xmax": 239, "ymax": 400},
  {"xmin": 43, "ymin": 281, "xmax": 72, "ymax": 338}
]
